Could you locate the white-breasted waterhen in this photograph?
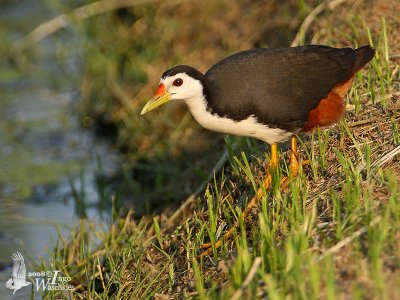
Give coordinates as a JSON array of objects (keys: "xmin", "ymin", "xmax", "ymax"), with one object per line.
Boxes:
[{"xmin": 141, "ymin": 45, "xmax": 375, "ymax": 257}]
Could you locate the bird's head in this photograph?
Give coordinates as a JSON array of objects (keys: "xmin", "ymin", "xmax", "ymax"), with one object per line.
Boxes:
[{"xmin": 141, "ymin": 65, "xmax": 204, "ymax": 115}]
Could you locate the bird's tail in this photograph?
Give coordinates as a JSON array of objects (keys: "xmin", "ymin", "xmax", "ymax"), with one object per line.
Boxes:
[{"xmin": 354, "ymin": 45, "xmax": 375, "ymax": 71}]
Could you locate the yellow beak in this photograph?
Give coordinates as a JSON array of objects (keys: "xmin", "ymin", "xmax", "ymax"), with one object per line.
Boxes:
[{"xmin": 140, "ymin": 83, "xmax": 171, "ymax": 115}]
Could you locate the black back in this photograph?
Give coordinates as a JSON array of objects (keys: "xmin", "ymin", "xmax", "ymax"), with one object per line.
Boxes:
[{"xmin": 203, "ymin": 45, "xmax": 360, "ymax": 131}]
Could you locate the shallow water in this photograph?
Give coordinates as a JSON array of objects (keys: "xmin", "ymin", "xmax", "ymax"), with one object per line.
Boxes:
[{"xmin": 0, "ymin": 1, "xmax": 120, "ymax": 298}]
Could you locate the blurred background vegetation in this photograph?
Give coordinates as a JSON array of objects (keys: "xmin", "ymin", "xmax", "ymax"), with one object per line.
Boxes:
[
  {"xmin": 0, "ymin": 0, "xmax": 397, "ymax": 241},
  {"xmin": 0, "ymin": 0, "xmax": 396, "ymax": 232},
  {"xmin": 68, "ymin": 0, "xmax": 317, "ymax": 214},
  {"xmin": 1, "ymin": 0, "xmax": 399, "ymax": 299},
  {"xmin": 2, "ymin": 0, "xmax": 321, "ymax": 216}
]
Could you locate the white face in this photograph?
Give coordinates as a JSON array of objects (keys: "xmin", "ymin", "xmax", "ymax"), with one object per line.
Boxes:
[{"xmin": 161, "ymin": 73, "xmax": 203, "ymax": 101}]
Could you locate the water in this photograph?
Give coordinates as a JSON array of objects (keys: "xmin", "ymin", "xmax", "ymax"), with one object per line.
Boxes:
[{"xmin": 0, "ymin": 1, "xmax": 120, "ymax": 298}]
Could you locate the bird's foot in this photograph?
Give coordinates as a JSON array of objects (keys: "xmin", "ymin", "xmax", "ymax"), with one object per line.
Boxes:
[
  {"xmin": 197, "ymin": 166, "xmax": 274, "ymax": 258},
  {"xmin": 197, "ymin": 224, "xmax": 239, "ymax": 257},
  {"xmin": 279, "ymin": 159, "xmax": 310, "ymax": 190},
  {"xmin": 197, "ymin": 159, "xmax": 309, "ymax": 258}
]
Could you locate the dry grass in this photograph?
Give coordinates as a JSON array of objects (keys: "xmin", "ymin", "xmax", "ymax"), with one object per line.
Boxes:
[
  {"xmin": 74, "ymin": 0, "xmax": 316, "ymax": 214},
  {"xmin": 29, "ymin": 0, "xmax": 400, "ymax": 299}
]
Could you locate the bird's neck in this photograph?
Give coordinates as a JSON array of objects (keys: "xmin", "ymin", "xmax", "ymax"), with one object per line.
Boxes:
[
  {"xmin": 185, "ymin": 91, "xmax": 211, "ymax": 127},
  {"xmin": 184, "ymin": 87, "xmax": 237, "ymax": 135}
]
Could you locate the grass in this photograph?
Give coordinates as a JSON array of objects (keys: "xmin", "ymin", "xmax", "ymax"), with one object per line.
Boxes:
[
  {"xmin": 18, "ymin": 0, "xmax": 400, "ymax": 299},
  {"xmin": 68, "ymin": 0, "xmax": 311, "ymax": 213}
]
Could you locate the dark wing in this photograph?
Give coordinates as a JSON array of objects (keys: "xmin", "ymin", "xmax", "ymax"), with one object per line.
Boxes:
[{"xmin": 204, "ymin": 45, "xmax": 356, "ymax": 131}]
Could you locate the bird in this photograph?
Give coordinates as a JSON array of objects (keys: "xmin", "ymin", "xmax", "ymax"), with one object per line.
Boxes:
[
  {"xmin": 5, "ymin": 252, "xmax": 31, "ymax": 294},
  {"xmin": 141, "ymin": 45, "xmax": 375, "ymax": 256}
]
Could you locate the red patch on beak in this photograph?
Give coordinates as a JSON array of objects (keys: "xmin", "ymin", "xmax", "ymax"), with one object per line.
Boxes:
[{"xmin": 154, "ymin": 83, "xmax": 165, "ymax": 97}]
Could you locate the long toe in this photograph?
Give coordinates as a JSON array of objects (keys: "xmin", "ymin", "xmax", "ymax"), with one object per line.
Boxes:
[{"xmin": 198, "ymin": 164, "xmax": 276, "ymax": 257}]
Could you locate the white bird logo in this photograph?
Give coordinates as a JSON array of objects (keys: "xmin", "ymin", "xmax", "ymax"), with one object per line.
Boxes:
[{"xmin": 5, "ymin": 252, "xmax": 31, "ymax": 294}]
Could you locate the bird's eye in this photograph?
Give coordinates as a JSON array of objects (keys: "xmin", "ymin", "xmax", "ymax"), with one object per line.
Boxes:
[{"xmin": 173, "ymin": 78, "xmax": 183, "ymax": 86}]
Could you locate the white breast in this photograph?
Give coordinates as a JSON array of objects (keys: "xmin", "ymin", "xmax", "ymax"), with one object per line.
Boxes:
[{"xmin": 185, "ymin": 94, "xmax": 293, "ymax": 145}]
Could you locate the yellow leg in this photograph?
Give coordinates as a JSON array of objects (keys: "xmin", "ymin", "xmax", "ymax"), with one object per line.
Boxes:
[
  {"xmin": 280, "ymin": 136, "xmax": 309, "ymax": 189},
  {"xmin": 197, "ymin": 139, "xmax": 310, "ymax": 257},
  {"xmin": 198, "ymin": 143, "xmax": 278, "ymax": 257},
  {"xmin": 290, "ymin": 136, "xmax": 299, "ymax": 176},
  {"xmin": 270, "ymin": 143, "xmax": 278, "ymax": 168},
  {"xmin": 199, "ymin": 136, "xmax": 310, "ymax": 257}
]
